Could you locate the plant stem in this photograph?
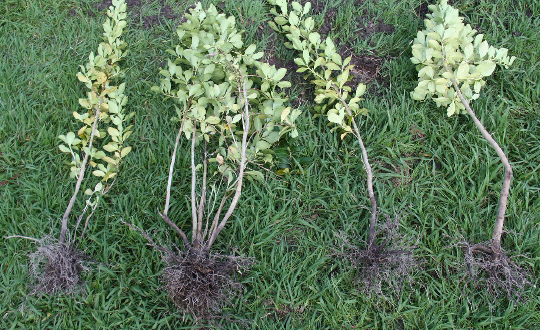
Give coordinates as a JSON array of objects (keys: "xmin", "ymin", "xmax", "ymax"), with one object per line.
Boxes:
[
  {"xmin": 334, "ymin": 88, "xmax": 378, "ymax": 246},
  {"xmin": 59, "ymin": 101, "xmax": 102, "ymax": 244},
  {"xmin": 163, "ymin": 112, "xmax": 188, "ymax": 216},
  {"xmin": 449, "ymin": 77, "xmax": 512, "ymax": 252},
  {"xmin": 158, "ymin": 210, "xmax": 191, "ymax": 249},
  {"xmin": 190, "ymin": 122, "xmax": 198, "ymax": 248},
  {"xmin": 207, "ymin": 73, "xmax": 250, "ymax": 249},
  {"xmin": 197, "ymin": 154, "xmax": 208, "ymax": 243}
]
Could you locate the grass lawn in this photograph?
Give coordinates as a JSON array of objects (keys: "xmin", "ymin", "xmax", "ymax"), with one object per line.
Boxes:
[{"xmin": 1, "ymin": 0, "xmax": 539, "ymax": 328}]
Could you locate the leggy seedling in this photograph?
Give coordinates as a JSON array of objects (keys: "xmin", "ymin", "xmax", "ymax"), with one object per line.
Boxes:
[
  {"xmin": 269, "ymin": 0, "xmax": 417, "ymax": 296},
  {"xmin": 126, "ymin": 3, "xmax": 299, "ymax": 321},
  {"xmin": 6, "ymin": 0, "xmax": 132, "ymax": 295},
  {"xmin": 411, "ymin": 0, "xmax": 532, "ymax": 297}
]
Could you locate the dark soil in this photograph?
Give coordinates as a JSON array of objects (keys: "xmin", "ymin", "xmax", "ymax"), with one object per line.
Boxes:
[{"xmin": 86, "ymin": 0, "xmax": 180, "ymax": 28}]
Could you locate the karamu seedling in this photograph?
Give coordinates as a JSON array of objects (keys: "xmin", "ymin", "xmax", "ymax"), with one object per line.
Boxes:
[
  {"xmin": 6, "ymin": 0, "xmax": 132, "ymax": 296},
  {"xmin": 411, "ymin": 0, "xmax": 533, "ymax": 298},
  {"xmin": 125, "ymin": 2, "xmax": 300, "ymax": 322},
  {"xmin": 268, "ymin": 0, "xmax": 417, "ymax": 297}
]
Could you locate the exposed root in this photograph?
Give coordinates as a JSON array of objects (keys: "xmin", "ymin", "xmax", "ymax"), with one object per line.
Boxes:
[
  {"xmin": 163, "ymin": 250, "xmax": 253, "ymax": 322},
  {"xmin": 124, "ymin": 221, "xmax": 253, "ymax": 322},
  {"xmin": 27, "ymin": 236, "xmax": 90, "ymax": 296},
  {"xmin": 457, "ymin": 240, "xmax": 535, "ymax": 301},
  {"xmin": 336, "ymin": 211, "xmax": 419, "ymax": 299}
]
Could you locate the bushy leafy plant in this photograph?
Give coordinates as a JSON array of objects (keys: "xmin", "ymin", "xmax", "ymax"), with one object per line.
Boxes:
[
  {"xmin": 411, "ymin": 0, "xmax": 515, "ymax": 117},
  {"xmin": 128, "ymin": 2, "xmax": 299, "ymax": 320},
  {"xmin": 58, "ymin": 0, "xmax": 132, "ymax": 245},
  {"xmin": 268, "ymin": 0, "xmax": 376, "ymax": 241},
  {"xmin": 412, "ymin": 0, "xmax": 532, "ymax": 298},
  {"xmin": 7, "ymin": 0, "xmax": 132, "ymax": 295},
  {"xmin": 268, "ymin": 0, "xmax": 417, "ymax": 297}
]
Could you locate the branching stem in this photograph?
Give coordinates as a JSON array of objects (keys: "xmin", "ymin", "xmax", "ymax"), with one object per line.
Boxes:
[
  {"xmin": 59, "ymin": 99, "xmax": 102, "ymax": 244},
  {"xmin": 445, "ymin": 67, "xmax": 512, "ymax": 252},
  {"xmin": 207, "ymin": 64, "xmax": 250, "ymax": 249},
  {"xmin": 163, "ymin": 111, "xmax": 188, "ymax": 216},
  {"xmin": 333, "ymin": 87, "xmax": 378, "ymax": 246}
]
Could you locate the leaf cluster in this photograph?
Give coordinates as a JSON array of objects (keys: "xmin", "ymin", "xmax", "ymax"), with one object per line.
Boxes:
[
  {"xmin": 59, "ymin": 0, "xmax": 133, "ymax": 196},
  {"xmin": 411, "ymin": 0, "xmax": 516, "ymax": 116},
  {"xmin": 152, "ymin": 3, "xmax": 300, "ymax": 184},
  {"xmin": 268, "ymin": 0, "xmax": 368, "ymax": 139}
]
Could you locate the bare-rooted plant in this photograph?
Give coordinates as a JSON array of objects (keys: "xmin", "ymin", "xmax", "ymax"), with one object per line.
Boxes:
[
  {"xmin": 6, "ymin": 0, "xmax": 132, "ymax": 296},
  {"xmin": 411, "ymin": 0, "xmax": 533, "ymax": 297},
  {"xmin": 126, "ymin": 2, "xmax": 300, "ymax": 321},
  {"xmin": 336, "ymin": 211, "xmax": 419, "ymax": 299},
  {"xmin": 268, "ymin": 0, "xmax": 416, "ymax": 289}
]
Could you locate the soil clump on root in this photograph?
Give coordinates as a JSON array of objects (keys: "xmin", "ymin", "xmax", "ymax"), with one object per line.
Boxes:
[
  {"xmin": 28, "ymin": 236, "xmax": 90, "ymax": 296},
  {"xmin": 459, "ymin": 241, "xmax": 535, "ymax": 300},
  {"xmin": 161, "ymin": 249, "xmax": 253, "ymax": 322},
  {"xmin": 337, "ymin": 212, "xmax": 418, "ymax": 298}
]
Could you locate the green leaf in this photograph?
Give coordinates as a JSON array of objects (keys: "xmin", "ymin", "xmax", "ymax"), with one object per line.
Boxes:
[
  {"xmin": 289, "ymin": 12, "xmax": 299, "ymax": 26},
  {"xmin": 303, "ymin": 2, "xmax": 311, "ymax": 15},
  {"xmin": 355, "ymin": 83, "xmax": 367, "ymax": 98},
  {"xmin": 273, "ymin": 68, "xmax": 287, "ymax": 81},
  {"xmin": 447, "ymin": 101, "xmax": 456, "ymax": 117},
  {"xmin": 93, "ymin": 170, "xmax": 106, "ymax": 177},
  {"xmin": 314, "ymin": 93, "xmax": 327, "ymax": 103},
  {"xmin": 245, "ymin": 44, "xmax": 256, "ymax": 55},
  {"xmin": 292, "ymin": 2, "xmax": 302, "ymax": 13},
  {"xmin": 256, "ymin": 140, "xmax": 271, "ymax": 150},
  {"xmin": 456, "ymin": 62, "xmax": 469, "ymax": 79},
  {"xmin": 327, "ymin": 110, "xmax": 342, "ymax": 124},
  {"xmin": 478, "ymin": 41, "xmax": 489, "ymax": 58},
  {"xmin": 281, "ymin": 106, "xmax": 291, "ymax": 121},
  {"xmin": 103, "ymin": 143, "xmax": 118, "ymax": 152},
  {"xmin": 191, "ymin": 35, "xmax": 199, "ymax": 48},
  {"xmin": 65, "ymin": 132, "xmax": 76, "ymax": 145},
  {"xmin": 274, "ymin": 16, "xmax": 288, "ymax": 26},
  {"xmin": 120, "ymin": 146, "xmax": 132, "ymax": 158},
  {"xmin": 108, "ymin": 127, "xmax": 120, "ymax": 137},
  {"xmin": 79, "ymin": 99, "xmax": 91, "ymax": 109},
  {"xmin": 59, "ymin": 144, "xmax": 70, "ymax": 153},
  {"xmin": 245, "ymin": 170, "xmax": 264, "ymax": 182},
  {"xmin": 277, "ymin": 81, "xmax": 291, "ymax": 88},
  {"xmin": 308, "ymin": 32, "xmax": 320, "ymax": 45},
  {"xmin": 206, "ymin": 116, "xmax": 220, "ymax": 124},
  {"xmin": 108, "ymin": 100, "xmax": 119, "ymax": 114},
  {"xmin": 476, "ymin": 61, "xmax": 496, "ymax": 77}
]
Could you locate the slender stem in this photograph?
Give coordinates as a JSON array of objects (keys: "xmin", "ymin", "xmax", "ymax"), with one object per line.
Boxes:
[
  {"xmin": 350, "ymin": 118, "xmax": 378, "ymax": 246},
  {"xmin": 207, "ymin": 191, "xmax": 232, "ymax": 245},
  {"xmin": 5, "ymin": 235, "xmax": 41, "ymax": 242},
  {"xmin": 446, "ymin": 73, "xmax": 512, "ymax": 252},
  {"xmin": 197, "ymin": 152, "xmax": 208, "ymax": 243},
  {"xmin": 158, "ymin": 210, "xmax": 192, "ymax": 250},
  {"xmin": 59, "ymin": 100, "xmax": 102, "ymax": 244},
  {"xmin": 207, "ymin": 71, "xmax": 250, "ymax": 249},
  {"xmin": 333, "ymin": 87, "xmax": 378, "ymax": 246},
  {"xmin": 190, "ymin": 122, "xmax": 198, "ymax": 248},
  {"xmin": 163, "ymin": 112, "xmax": 188, "ymax": 216},
  {"xmin": 76, "ymin": 199, "xmax": 99, "ymax": 249}
]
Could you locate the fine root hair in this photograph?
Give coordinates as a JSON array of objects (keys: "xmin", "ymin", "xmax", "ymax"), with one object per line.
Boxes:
[
  {"xmin": 28, "ymin": 236, "xmax": 90, "ymax": 296},
  {"xmin": 163, "ymin": 249, "xmax": 253, "ymax": 322},
  {"xmin": 455, "ymin": 239, "xmax": 536, "ymax": 301},
  {"xmin": 336, "ymin": 211, "xmax": 419, "ymax": 299},
  {"xmin": 124, "ymin": 221, "xmax": 253, "ymax": 322}
]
